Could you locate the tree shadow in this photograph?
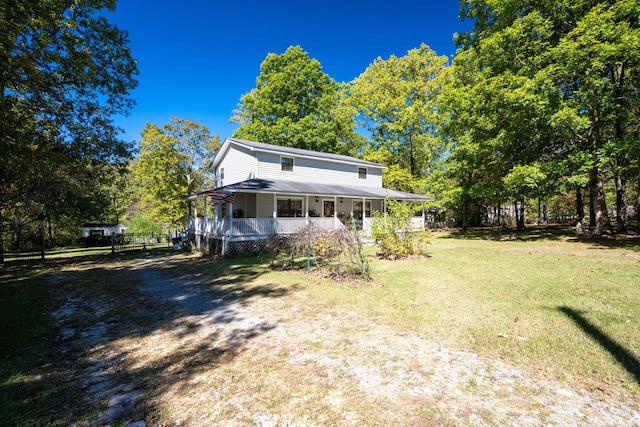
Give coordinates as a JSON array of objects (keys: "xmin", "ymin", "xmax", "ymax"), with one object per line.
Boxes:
[
  {"xmin": 443, "ymin": 225, "xmax": 640, "ymax": 252},
  {"xmin": 3, "ymin": 251, "xmax": 292, "ymax": 425},
  {"xmin": 443, "ymin": 225, "xmax": 574, "ymax": 242},
  {"xmin": 558, "ymin": 306, "xmax": 640, "ymax": 384}
]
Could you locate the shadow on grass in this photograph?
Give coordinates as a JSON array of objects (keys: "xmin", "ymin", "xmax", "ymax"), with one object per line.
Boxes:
[
  {"xmin": 443, "ymin": 225, "xmax": 640, "ymax": 252},
  {"xmin": 1, "ymin": 250, "xmax": 290, "ymax": 425},
  {"xmin": 558, "ymin": 306, "xmax": 640, "ymax": 384}
]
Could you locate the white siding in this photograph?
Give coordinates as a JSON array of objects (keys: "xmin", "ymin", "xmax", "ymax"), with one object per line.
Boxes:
[
  {"xmin": 255, "ymin": 151, "xmax": 383, "ymax": 187},
  {"xmin": 216, "ymin": 145, "xmax": 256, "ymax": 186}
]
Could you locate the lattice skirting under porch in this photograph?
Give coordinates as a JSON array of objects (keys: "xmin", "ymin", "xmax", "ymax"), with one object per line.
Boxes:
[
  {"xmin": 190, "ymin": 232, "xmax": 273, "ymax": 256},
  {"xmin": 227, "ymin": 239, "xmax": 270, "ymax": 255}
]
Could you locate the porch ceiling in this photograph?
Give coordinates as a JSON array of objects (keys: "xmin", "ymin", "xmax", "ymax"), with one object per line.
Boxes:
[{"xmin": 197, "ymin": 178, "xmax": 434, "ymax": 202}]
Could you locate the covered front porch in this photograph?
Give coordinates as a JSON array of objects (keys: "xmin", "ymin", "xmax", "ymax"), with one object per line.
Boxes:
[{"xmin": 186, "ymin": 178, "xmax": 432, "ymax": 254}]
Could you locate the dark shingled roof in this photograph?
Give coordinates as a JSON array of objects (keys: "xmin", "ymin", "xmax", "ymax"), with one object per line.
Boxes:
[
  {"xmin": 226, "ymin": 138, "xmax": 385, "ymax": 168},
  {"xmin": 193, "ymin": 178, "xmax": 433, "ymax": 202}
]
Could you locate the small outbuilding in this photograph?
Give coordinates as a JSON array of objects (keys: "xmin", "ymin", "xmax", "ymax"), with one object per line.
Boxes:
[{"xmin": 81, "ymin": 223, "xmax": 126, "ymax": 238}]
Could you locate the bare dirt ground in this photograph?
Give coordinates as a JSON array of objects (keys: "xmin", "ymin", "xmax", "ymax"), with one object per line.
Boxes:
[{"xmin": 52, "ymin": 254, "xmax": 640, "ymax": 426}]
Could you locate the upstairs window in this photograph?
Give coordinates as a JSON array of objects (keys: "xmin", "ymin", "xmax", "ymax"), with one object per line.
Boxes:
[
  {"xmin": 281, "ymin": 156, "xmax": 294, "ymax": 172},
  {"xmin": 220, "ymin": 168, "xmax": 225, "ymax": 180},
  {"xmin": 358, "ymin": 167, "xmax": 367, "ymax": 179}
]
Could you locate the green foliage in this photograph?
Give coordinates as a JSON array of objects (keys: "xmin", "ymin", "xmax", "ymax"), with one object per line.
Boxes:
[
  {"xmin": 0, "ymin": 0, "xmax": 138, "ymax": 240},
  {"xmin": 349, "ymin": 44, "xmax": 449, "ymax": 187},
  {"xmin": 127, "ymin": 213, "xmax": 164, "ymax": 235},
  {"xmin": 441, "ymin": 0, "xmax": 640, "ymax": 233},
  {"xmin": 134, "ymin": 118, "xmax": 220, "ymax": 228},
  {"xmin": 370, "ymin": 199, "xmax": 430, "ymax": 258},
  {"xmin": 231, "ymin": 46, "xmax": 364, "ymax": 155},
  {"xmin": 503, "ymin": 164, "xmax": 547, "ymax": 201}
]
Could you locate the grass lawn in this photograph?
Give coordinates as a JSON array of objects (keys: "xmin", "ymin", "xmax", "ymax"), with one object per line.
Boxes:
[
  {"xmin": 0, "ymin": 227, "xmax": 638, "ymax": 424},
  {"xmin": 299, "ymin": 227, "xmax": 640, "ymax": 393}
]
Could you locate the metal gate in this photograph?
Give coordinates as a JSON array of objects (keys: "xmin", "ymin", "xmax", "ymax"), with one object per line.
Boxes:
[{"xmin": 0, "ymin": 231, "xmax": 45, "ymax": 263}]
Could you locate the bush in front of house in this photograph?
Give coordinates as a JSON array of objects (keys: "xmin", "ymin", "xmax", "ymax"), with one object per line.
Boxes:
[
  {"xmin": 267, "ymin": 223, "xmax": 368, "ymax": 280},
  {"xmin": 370, "ymin": 199, "xmax": 430, "ymax": 259}
]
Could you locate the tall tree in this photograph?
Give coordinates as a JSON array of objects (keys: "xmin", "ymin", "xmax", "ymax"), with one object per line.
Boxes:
[
  {"xmin": 349, "ymin": 44, "xmax": 449, "ymax": 181},
  {"xmin": 0, "ymin": 0, "xmax": 138, "ymax": 234},
  {"xmin": 134, "ymin": 118, "xmax": 220, "ymax": 228},
  {"xmin": 231, "ymin": 45, "xmax": 364, "ymax": 155},
  {"xmin": 448, "ymin": 0, "xmax": 640, "ymax": 234},
  {"xmin": 439, "ymin": 11, "xmax": 554, "ymax": 228}
]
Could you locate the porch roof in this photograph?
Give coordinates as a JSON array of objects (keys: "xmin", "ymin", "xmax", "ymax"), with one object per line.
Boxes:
[{"xmin": 190, "ymin": 178, "xmax": 434, "ymax": 202}]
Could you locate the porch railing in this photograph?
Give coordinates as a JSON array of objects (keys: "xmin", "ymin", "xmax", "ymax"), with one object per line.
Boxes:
[
  {"xmin": 188, "ymin": 216, "xmax": 424, "ymax": 239},
  {"xmin": 188, "ymin": 216, "xmax": 346, "ymax": 238}
]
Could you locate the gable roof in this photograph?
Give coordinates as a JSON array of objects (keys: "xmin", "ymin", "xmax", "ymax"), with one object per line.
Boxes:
[{"xmin": 212, "ymin": 137, "xmax": 385, "ymax": 170}]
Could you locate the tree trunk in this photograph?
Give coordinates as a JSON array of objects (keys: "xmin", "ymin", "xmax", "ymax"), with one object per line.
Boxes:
[
  {"xmin": 537, "ymin": 195, "xmax": 542, "ymax": 225},
  {"xmin": 47, "ymin": 218, "xmax": 54, "ymax": 245},
  {"xmin": 589, "ymin": 167, "xmax": 613, "ymax": 235},
  {"xmin": 615, "ymin": 172, "xmax": 627, "ymax": 233},
  {"xmin": 588, "ymin": 184, "xmax": 596, "ymax": 231},
  {"xmin": 637, "ymin": 157, "xmax": 640, "ymax": 233},
  {"xmin": 462, "ymin": 196, "xmax": 469, "ymax": 230},
  {"xmin": 575, "ymin": 187, "xmax": 585, "ymax": 231},
  {"xmin": 514, "ymin": 201, "xmax": 525, "ymax": 231}
]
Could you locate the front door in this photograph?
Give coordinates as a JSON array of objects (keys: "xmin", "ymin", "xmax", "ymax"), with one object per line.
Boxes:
[{"xmin": 323, "ymin": 200, "xmax": 335, "ymax": 217}]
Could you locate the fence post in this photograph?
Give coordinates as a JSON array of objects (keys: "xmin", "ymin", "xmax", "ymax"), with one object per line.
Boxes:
[{"xmin": 111, "ymin": 232, "xmax": 115, "ymax": 254}]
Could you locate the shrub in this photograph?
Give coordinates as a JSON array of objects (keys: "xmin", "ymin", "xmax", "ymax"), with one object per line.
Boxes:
[
  {"xmin": 370, "ymin": 199, "xmax": 430, "ymax": 259},
  {"xmin": 267, "ymin": 223, "xmax": 368, "ymax": 280}
]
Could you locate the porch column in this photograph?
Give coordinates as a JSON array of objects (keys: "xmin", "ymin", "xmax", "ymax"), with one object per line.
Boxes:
[
  {"xmin": 362, "ymin": 197, "xmax": 367, "ymax": 230},
  {"xmin": 228, "ymin": 200, "xmax": 233, "ymax": 237},
  {"xmin": 334, "ymin": 196, "xmax": 338, "ymax": 227},
  {"xmin": 305, "ymin": 195, "xmax": 309, "ymax": 218},
  {"xmin": 273, "ymin": 193, "xmax": 277, "ymax": 234}
]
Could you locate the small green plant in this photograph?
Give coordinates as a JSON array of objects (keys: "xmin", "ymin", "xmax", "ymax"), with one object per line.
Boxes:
[{"xmin": 370, "ymin": 198, "xmax": 430, "ymax": 259}]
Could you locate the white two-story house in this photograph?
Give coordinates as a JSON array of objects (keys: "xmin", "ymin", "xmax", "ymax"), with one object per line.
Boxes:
[{"xmin": 186, "ymin": 138, "xmax": 433, "ymax": 254}]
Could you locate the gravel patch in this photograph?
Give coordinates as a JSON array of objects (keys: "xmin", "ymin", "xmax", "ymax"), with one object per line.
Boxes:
[{"xmin": 53, "ymin": 256, "xmax": 640, "ymax": 426}]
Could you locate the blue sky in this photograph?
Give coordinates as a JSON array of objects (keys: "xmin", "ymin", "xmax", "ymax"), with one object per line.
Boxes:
[{"xmin": 108, "ymin": 1, "xmax": 470, "ymax": 145}]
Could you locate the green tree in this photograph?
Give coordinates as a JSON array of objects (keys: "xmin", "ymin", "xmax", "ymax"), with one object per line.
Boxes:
[
  {"xmin": 134, "ymin": 118, "xmax": 220, "ymax": 228},
  {"xmin": 349, "ymin": 44, "xmax": 449, "ymax": 188},
  {"xmin": 545, "ymin": 1, "xmax": 640, "ymax": 234},
  {"xmin": 127, "ymin": 213, "xmax": 164, "ymax": 236},
  {"xmin": 446, "ymin": 0, "xmax": 640, "ymax": 234},
  {"xmin": 0, "ymin": 0, "xmax": 138, "ymax": 237},
  {"xmin": 231, "ymin": 45, "xmax": 364, "ymax": 155},
  {"xmin": 503, "ymin": 164, "xmax": 547, "ymax": 229}
]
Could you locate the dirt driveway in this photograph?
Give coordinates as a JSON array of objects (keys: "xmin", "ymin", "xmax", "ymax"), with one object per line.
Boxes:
[{"xmin": 53, "ymin": 255, "xmax": 639, "ymax": 426}]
